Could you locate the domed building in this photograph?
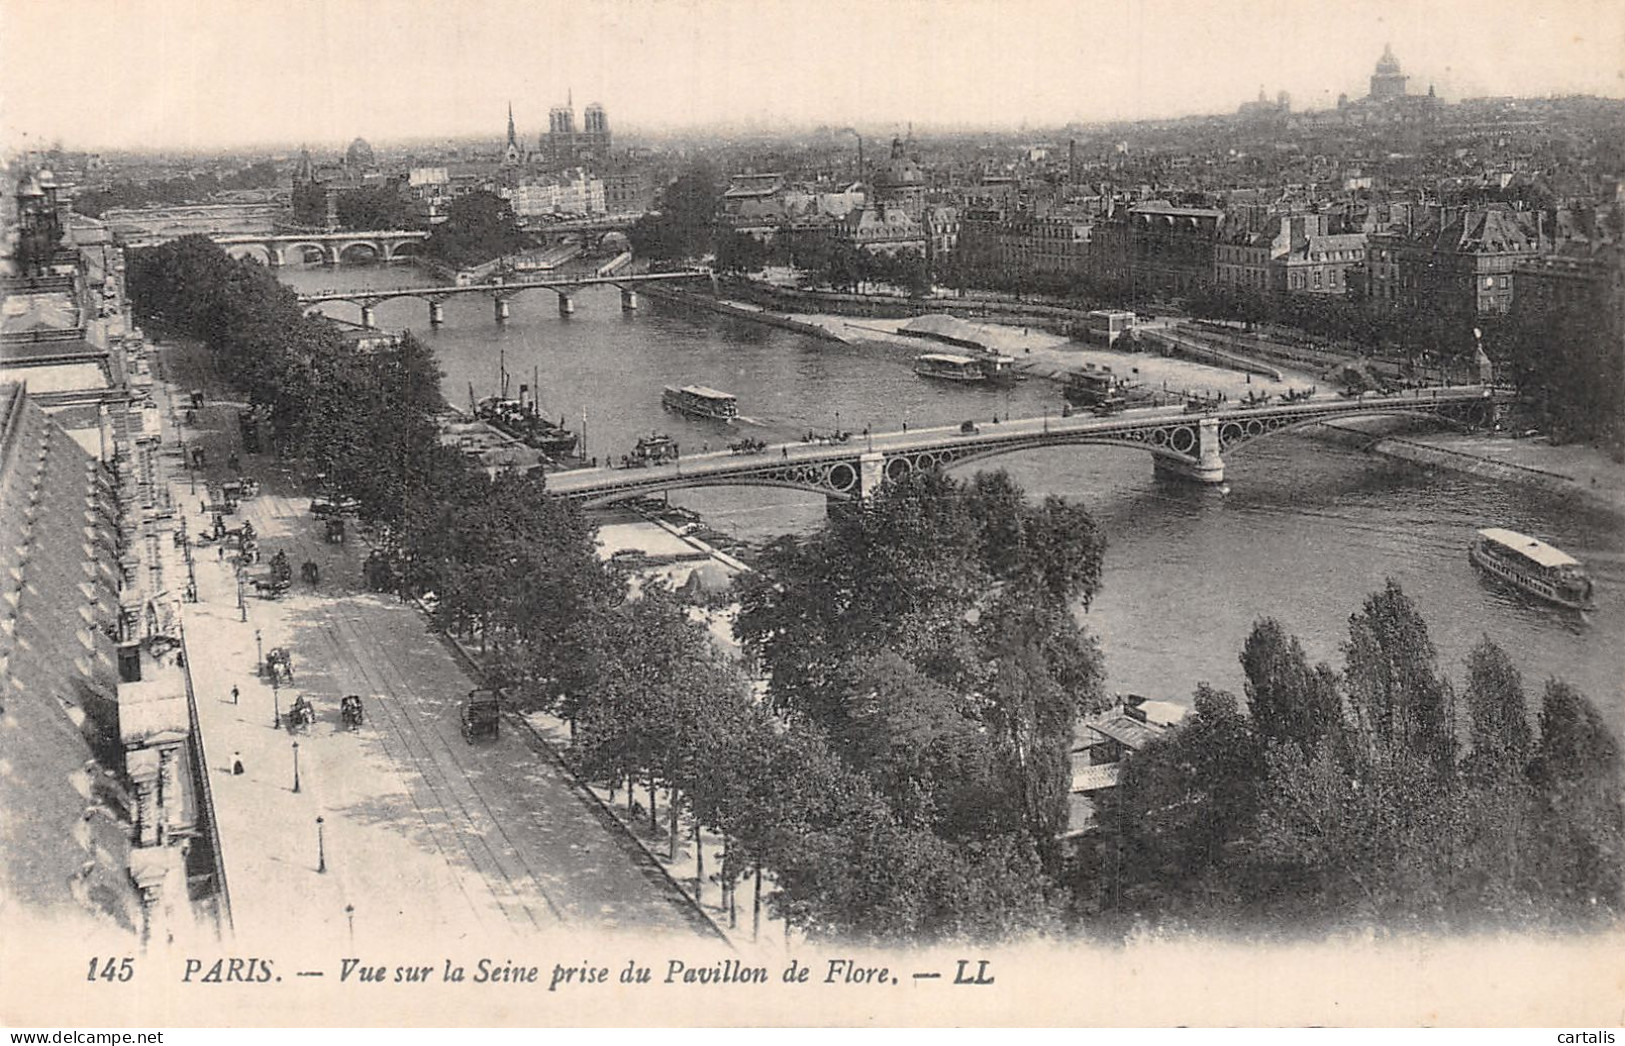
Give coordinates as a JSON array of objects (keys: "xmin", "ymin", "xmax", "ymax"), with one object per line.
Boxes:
[
  {"xmin": 870, "ymin": 136, "xmax": 926, "ymax": 220},
  {"xmin": 345, "ymin": 137, "xmax": 375, "ymax": 168},
  {"xmin": 1369, "ymin": 44, "xmax": 1409, "ymax": 101}
]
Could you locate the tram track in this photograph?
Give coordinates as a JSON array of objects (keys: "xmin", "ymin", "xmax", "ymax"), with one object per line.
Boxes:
[{"xmin": 316, "ymin": 602, "xmax": 564, "ymax": 928}]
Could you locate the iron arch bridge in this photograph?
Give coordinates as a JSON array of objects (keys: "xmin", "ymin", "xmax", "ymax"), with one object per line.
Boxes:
[{"xmin": 545, "ymin": 387, "xmax": 1506, "ymax": 509}]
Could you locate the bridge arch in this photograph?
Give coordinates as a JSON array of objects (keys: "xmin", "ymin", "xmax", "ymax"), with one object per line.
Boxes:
[
  {"xmin": 225, "ymin": 243, "xmax": 272, "ymax": 265},
  {"xmin": 384, "ymin": 239, "xmax": 423, "ymax": 260},
  {"xmin": 336, "ymin": 240, "xmax": 383, "ymax": 264},
  {"xmin": 280, "ymin": 241, "xmax": 331, "ymax": 265}
]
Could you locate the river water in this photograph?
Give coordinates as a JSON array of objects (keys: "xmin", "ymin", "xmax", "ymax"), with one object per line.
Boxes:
[{"xmin": 281, "ymin": 264, "xmax": 1625, "ymax": 726}]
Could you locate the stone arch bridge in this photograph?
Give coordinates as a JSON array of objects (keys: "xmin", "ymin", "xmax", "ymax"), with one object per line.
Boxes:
[
  {"xmin": 211, "ymin": 230, "xmax": 430, "ymax": 267},
  {"xmin": 545, "ymin": 387, "xmax": 1506, "ymax": 508}
]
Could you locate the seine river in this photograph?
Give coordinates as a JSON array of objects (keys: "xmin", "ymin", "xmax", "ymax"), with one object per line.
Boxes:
[{"xmin": 282, "ymin": 264, "xmax": 1624, "ymax": 726}]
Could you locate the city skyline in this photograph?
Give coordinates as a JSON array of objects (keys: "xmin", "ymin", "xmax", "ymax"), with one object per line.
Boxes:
[{"xmin": 3, "ymin": 0, "xmax": 1623, "ymax": 153}]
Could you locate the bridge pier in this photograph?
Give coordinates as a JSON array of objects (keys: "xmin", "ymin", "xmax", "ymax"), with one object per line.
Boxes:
[
  {"xmin": 558, "ymin": 294, "xmax": 576, "ymax": 317},
  {"xmin": 620, "ymin": 288, "xmax": 639, "ymax": 311},
  {"xmin": 494, "ymin": 297, "xmax": 511, "ymax": 323},
  {"xmin": 359, "ymin": 305, "xmax": 376, "ymax": 329},
  {"xmin": 858, "ymin": 451, "xmax": 886, "ymax": 499},
  {"xmin": 268, "ymin": 248, "xmax": 284, "ymax": 268},
  {"xmin": 1154, "ymin": 417, "xmax": 1225, "ymax": 484},
  {"xmin": 429, "ymin": 300, "xmax": 445, "ymax": 326}
]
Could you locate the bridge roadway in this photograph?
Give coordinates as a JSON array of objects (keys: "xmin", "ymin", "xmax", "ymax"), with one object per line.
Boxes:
[{"xmin": 546, "ymin": 385, "xmax": 1503, "ymax": 507}]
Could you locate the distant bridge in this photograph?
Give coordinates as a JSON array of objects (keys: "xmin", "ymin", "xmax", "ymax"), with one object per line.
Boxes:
[
  {"xmin": 298, "ymin": 269, "xmax": 713, "ymax": 327},
  {"xmin": 547, "ymin": 386, "xmax": 1507, "ymax": 506},
  {"xmin": 522, "ymin": 214, "xmax": 643, "ymax": 237},
  {"xmin": 121, "ymin": 229, "xmax": 430, "ymax": 267}
]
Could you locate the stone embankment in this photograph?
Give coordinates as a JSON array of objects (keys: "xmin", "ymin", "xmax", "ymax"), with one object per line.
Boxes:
[{"xmin": 1317, "ymin": 418, "xmax": 1625, "ymax": 515}]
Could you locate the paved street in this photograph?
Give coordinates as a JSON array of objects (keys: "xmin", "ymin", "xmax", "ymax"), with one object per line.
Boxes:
[{"xmin": 159, "ymin": 347, "xmax": 717, "ymax": 948}]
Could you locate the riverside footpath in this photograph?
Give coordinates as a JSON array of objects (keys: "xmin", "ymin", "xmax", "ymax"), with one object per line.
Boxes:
[{"xmin": 153, "ymin": 338, "xmax": 718, "ymax": 951}]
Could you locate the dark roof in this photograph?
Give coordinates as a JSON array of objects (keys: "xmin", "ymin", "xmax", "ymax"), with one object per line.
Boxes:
[
  {"xmin": 0, "ymin": 385, "xmax": 138, "ymax": 933},
  {"xmin": 1082, "ymin": 710, "xmax": 1166, "ymax": 750}
]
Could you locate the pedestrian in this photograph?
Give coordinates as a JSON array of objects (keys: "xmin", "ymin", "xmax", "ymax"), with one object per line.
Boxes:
[
  {"xmin": 217, "ymin": 544, "xmax": 224, "ymax": 562},
  {"xmin": 781, "ymin": 446, "xmax": 788, "ymax": 459},
  {"xmin": 902, "ymin": 421, "xmax": 908, "ymax": 432},
  {"xmin": 231, "ymin": 751, "xmax": 244, "ymax": 776},
  {"xmin": 231, "ymin": 685, "xmax": 239, "ymax": 705}
]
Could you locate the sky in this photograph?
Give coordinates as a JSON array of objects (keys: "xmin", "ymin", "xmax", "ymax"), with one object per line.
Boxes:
[{"xmin": 2, "ymin": 0, "xmax": 1623, "ymax": 152}]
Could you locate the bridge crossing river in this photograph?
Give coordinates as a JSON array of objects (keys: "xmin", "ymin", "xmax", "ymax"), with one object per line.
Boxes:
[
  {"xmin": 547, "ymin": 386, "xmax": 1504, "ymax": 505},
  {"xmin": 275, "ymin": 266, "xmax": 1623, "ymax": 729}
]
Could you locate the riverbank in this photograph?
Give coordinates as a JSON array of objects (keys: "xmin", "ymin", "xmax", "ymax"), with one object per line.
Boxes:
[
  {"xmin": 1317, "ymin": 418, "xmax": 1625, "ymax": 516},
  {"xmin": 644, "ymin": 282, "xmax": 1320, "ymax": 404}
]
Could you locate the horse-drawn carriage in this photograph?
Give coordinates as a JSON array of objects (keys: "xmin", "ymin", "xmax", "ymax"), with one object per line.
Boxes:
[
  {"xmin": 363, "ymin": 549, "xmax": 401, "ymax": 593},
  {"xmin": 252, "ymin": 574, "xmax": 289, "ymax": 599},
  {"xmin": 285, "ymin": 695, "xmax": 316, "ymax": 733},
  {"xmin": 340, "ymin": 694, "xmax": 364, "ymax": 731},
  {"xmin": 325, "ymin": 516, "xmax": 346, "ymax": 544},
  {"xmin": 461, "ymin": 688, "xmax": 501, "ymax": 743},
  {"xmin": 300, "ymin": 560, "xmax": 320, "ymax": 585},
  {"xmin": 222, "ymin": 478, "xmax": 261, "ymax": 502},
  {"xmin": 264, "ymin": 646, "xmax": 294, "ymax": 684}
]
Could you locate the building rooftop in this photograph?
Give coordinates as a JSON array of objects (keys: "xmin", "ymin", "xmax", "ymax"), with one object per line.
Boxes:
[{"xmin": 0, "ymin": 384, "xmax": 139, "ymax": 934}]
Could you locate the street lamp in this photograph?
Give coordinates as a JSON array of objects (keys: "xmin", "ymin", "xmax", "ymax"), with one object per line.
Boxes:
[
  {"xmin": 316, "ymin": 816, "xmax": 326, "ymax": 874},
  {"xmin": 292, "ymin": 741, "xmax": 301, "ymax": 794},
  {"xmin": 272, "ymin": 678, "xmax": 281, "ymax": 729},
  {"xmin": 255, "ymin": 630, "xmax": 264, "ymax": 678},
  {"xmin": 237, "ymin": 577, "xmax": 246, "ymax": 622}
]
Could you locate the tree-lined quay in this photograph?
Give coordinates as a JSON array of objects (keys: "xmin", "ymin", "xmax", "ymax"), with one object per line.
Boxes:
[{"xmin": 128, "ymin": 236, "xmax": 1621, "ymax": 941}]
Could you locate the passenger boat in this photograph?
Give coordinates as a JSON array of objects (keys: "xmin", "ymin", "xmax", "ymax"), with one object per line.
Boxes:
[
  {"xmin": 1469, "ymin": 527, "xmax": 1595, "ymax": 610},
  {"xmin": 914, "ymin": 353, "xmax": 987, "ymax": 383},
  {"xmin": 662, "ymin": 385, "xmax": 739, "ymax": 421}
]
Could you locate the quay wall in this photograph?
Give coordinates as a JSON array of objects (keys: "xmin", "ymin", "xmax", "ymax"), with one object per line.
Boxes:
[{"xmin": 638, "ymin": 282, "xmax": 850, "ymax": 343}]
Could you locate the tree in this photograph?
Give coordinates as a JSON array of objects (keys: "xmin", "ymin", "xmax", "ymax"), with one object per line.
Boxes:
[
  {"xmin": 1461, "ymin": 637, "xmax": 1533, "ymax": 777},
  {"xmin": 1526, "ymin": 680, "xmax": 1625, "ymax": 916},
  {"xmin": 423, "ymin": 191, "xmax": 528, "ymax": 269},
  {"xmin": 628, "ymin": 165, "xmax": 722, "ymax": 261},
  {"xmin": 713, "ymin": 229, "xmax": 769, "ymax": 274},
  {"xmin": 1240, "ymin": 618, "xmax": 1344, "ymax": 757},
  {"xmin": 1456, "ymin": 637, "xmax": 1538, "ymax": 916},
  {"xmin": 336, "ymin": 186, "xmax": 414, "ymax": 231},
  {"xmin": 1101, "ymin": 685, "xmax": 1265, "ymax": 919},
  {"xmin": 1342, "ymin": 580, "xmax": 1455, "ymax": 773}
]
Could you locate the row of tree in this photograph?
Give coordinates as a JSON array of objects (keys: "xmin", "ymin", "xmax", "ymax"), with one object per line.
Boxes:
[
  {"xmin": 127, "ymin": 236, "xmax": 620, "ymax": 718},
  {"xmin": 1090, "ymin": 582, "xmax": 1623, "ymax": 933},
  {"xmin": 540, "ymin": 468, "xmax": 1111, "ymax": 941},
  {"xmin": 127, "ymin": 235, "xmax": 467, "ymax": 536}
]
